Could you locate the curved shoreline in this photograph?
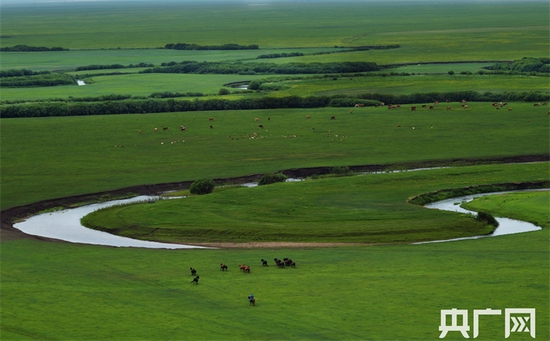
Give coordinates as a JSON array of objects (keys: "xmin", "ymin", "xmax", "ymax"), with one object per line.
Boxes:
[{"xmin": 2, "ymin": 155, "xmax": 548, "ymax": 244}]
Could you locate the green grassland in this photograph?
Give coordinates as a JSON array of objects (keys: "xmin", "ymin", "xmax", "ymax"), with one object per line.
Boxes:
[
  {"xmin": 1, "ymin": 1, "xmax": 547, "ymax": 64},
  {"xmin": 3, "ymin": 73, "xmax": 548, "ymax": 102},
  {"xmin": 2, "ymin": 103, "xmax": 548, "ymax": 209},
  {"xmin": 81, "ymin": 163, "xmax": 548, "ymax": 244},
  {"xmin": 1, "ymin": 226, "xmax": 548, "ymax": 340},
  {"xmin": 0, "ymin": 73, "xmax": 264, "ymax": 101},
  {"xmin": 463, "ymin": 190, "xmax": 550, "ymax": 228},
  {"xmin": 270, "ymin": 74, "xmax": 549, "ymax": 97},
  {"xmin": 1, "ymin": 1, "xmax": 549, "ymax": 340}
]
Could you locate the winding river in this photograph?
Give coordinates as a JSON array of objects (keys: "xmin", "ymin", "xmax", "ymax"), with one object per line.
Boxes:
[{"xmin": 13, "ymin": 190, "xmax": 544, "ymax": 249}]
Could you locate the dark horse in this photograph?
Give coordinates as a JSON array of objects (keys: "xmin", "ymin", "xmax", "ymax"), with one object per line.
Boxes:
[
  {"xmin": 191, "ymin": 276, "xmax": 200, "ymax": 285},
  {"xmin": 220, "ymin": 263, "xmax": 228, "ymax": 271}
]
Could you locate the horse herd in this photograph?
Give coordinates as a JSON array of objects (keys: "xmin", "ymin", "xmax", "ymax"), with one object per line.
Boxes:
[{"xmin": 188, "ymin": 258, "xmax": 297, "ymax": 306}]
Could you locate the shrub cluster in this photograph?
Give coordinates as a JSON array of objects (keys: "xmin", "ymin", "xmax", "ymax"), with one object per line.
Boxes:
[
  {"xmin": 2, "ymin": 89, "xmax": 549, "ymax": 118},
  {"xmin": 0, "ymin": 69, "xmax": 51, "ymax": 78},
  {"xmin": 257, "ymin": 52, "xmax": 304, "ymax": 59},
  {"xmin": 484, "ymin": 57, "xmax": 550, "ymax": 73},
  {"xmin": 142, "ymin": 61, "xmax": 380, "ymax": 75},
  {"xmin": 475, "ymin": 211, "xmax": 499, "ymax": 227},
  {"xmin": 0, "ymin": 73, "xmax": 75, "ymax": 87},
  {"xmin": 165, "ymin": 43, "xmax": 259, "ymax": 50},
  {"xmin": 0, "ymin": 45, "xmax": 67, "ymax": 52},
  {"xmin": 75, "ymin": 62, "xmax": 154, "ymax": 71},
  {"xmin": 258, "ymin": 173, "xmax": 288, "ymax": 186},
  {"xmin": 189, "ymin": 179, "xmax": 215, "ymax": 195}
]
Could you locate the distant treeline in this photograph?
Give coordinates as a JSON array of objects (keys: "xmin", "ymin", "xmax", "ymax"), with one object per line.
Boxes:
[
  {"xmin": 484, "ymin": 57, "xmax": 550, "ymax": 73},
  {"xmin": 75, "ymin": 62, "xmax": 154, "ymax": 71},
  {"xmin": 142, "ymin": 61, "xmax": 381, "ymax": 75},
  {"xmin": 2, "ymin": 91, "xmax": 548, "ymax": 118},
  {"xmin": 2, "ymin": 92, "xmax": 206, "ymax": 105},
  {"xmin": 0, "ymin": 69, "xmax": 51, "ymax": 78},
  {"xmin": 356, "ymin": 90, "xmax": 549, "ymax": 104},
  {"xmin": 0, "ymin": 73, "xmax": 75, "ymax": 87},
  {"xmin": 165, "ymin": 43, "xmax": 259, "ymax": 50},
  {"xmin": 0, "ymin": 45, "xmax": 68, "ymax": 52},
  {"xmin": 257, "ymin": 52, "xmax": 304, "ymax": 59}
]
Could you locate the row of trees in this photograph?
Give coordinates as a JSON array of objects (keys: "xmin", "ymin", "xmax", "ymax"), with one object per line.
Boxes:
[
  {"xmin": 0, "ymin": 69, "xmax": 51, "ymax": 78},
  {"xmin": 75, "ymin": 62, "xmax": 154, "ymax": 71},
  {"xmin": 0, "ymin": 73, "xmax": 75, "ymax": 87},
  {"xmin": 0, "ymin": 45, "xmax": 68, "ymax": 52},
  {"xmin": 165, "ymin": 43, "xmax": 259, "ymax": 50},
  {"xmin": 483, "ymin": 57, "xmax": 550, "ymax": 73},
  {"xmin": 2, "ymin": 91, "xmax": 548, "ymax": 118},
  {"xmin": 142, "ymin": 61, "xmax": 381, "ymax": 75}
]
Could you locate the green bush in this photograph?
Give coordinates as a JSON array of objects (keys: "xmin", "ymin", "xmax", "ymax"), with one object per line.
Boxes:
[
  {"xmin": 258, "ymin": 173, "xmax": 288, "ymax": 186},
  {"xmin": 218, "ymin": 88, "xmax": 230, "ymax": 95},
  {"xmin": 329, "ymin": 166, "xmax": 352, "ymax": 175},
  {"xmin": 475, "ymin": 211, "xmax": 499, "ymax": 227},
  {"xmin": 248, "ymin": 80, "xmax": 261, "ymax": 90},
  {"xmin": 189, "ymin": 179, "xmax": 215, "ymax": 195}
]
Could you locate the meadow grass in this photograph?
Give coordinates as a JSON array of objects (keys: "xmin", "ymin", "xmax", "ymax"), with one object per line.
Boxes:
[
  {"xmin": 0, "ymin": 73, "xmax": 265, "ymax": 101},
  {"xmin": 462, "ymin": 190, "xmax": 550, "ymax": 228},
  {"xmin": 3, "ymin": 73, "xmax": 548, "ymax": 102},
  {"xmin": 271, "ymin": 74, "xmax": 550, "ymax": 97},
  {"xmin": 0, "ymin": 48, "xmax": 341, "ymax": 72},
  {"xmin": 1, "ymin": 2, "xmax": 549, "ymax": 340},
  {"xmin": 1, "ymin": 225, "xmax": 547, "ymax": 340},
  {"xmin": 81, "ymin": 163, "xmax": 549, "ymax": 244},
  {"xmin": 1, "ymin": 1, "xmax": 547, "ymax": 59},
  {"xmin": 1, "ymin": 103, "xmax": 548, "ymax": 210}
]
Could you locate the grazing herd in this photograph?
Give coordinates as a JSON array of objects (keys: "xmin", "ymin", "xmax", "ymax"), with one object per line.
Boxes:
[
  {"xmin": 132, "ymin": 100, "xmax": 545, "ymax": 147},
  {"xmin": 189, "ymin": 258, "xmax": 298, "ymax": 306}
]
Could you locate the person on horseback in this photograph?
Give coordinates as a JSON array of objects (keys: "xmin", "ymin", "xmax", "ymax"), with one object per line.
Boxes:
[{"xmin": 248, "ymin": 294, "xmax": 255, "ymax": 306}]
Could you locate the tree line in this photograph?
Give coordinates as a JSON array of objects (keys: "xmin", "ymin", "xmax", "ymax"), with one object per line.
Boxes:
[
  {"xmin": 142, "ymin": 61, "xmax": 381, "ymax": 75},
  {"xmin": 75, "ymin": 62, "xmax": 154, "ymax": 71},
  {"xmin": 483, "ymin": 57, "xmax": 550, "ymax": 73},
  {"xmin": 0, "ymin": 73, "xmax": 75, "ymax": 87},
  {"xmin": 0, "ymin": 45, "xmax": 68, "ymax": 52},
  {"xmin": 164, "ymin": 43, "xmax": 259, "ymax": 50},
  {"xmin": 2, "ymin": 91, "xmax": 548, "ymax": 118},
  {"xmin": 0, "ymin": 69, "xmax": 51, "ymax": 78}
]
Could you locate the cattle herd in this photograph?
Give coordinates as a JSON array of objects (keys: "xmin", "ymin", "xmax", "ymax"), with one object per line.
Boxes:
[{"xmin": 133, "ymin": 100, "xmax": 547, "ymax": 147}]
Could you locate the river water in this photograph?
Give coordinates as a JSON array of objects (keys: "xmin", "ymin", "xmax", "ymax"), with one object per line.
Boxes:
[{"xmin": 13, "ymin": 189, "xmax": 545, "ymax": 249}]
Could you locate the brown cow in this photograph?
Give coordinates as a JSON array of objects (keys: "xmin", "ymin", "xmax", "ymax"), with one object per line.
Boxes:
[
  {"xmin": 254, "ymin": 118, "xmax": 260, "ymax": 122},
  {"xmin": 330, "ymin": 116, "xmax": 336, "ymax": 120},
  {"xmin": 429, "ymin": 106, "xmax": 434, "ymax": 110},
  {"xmin": 209, "ymin": 117, "xmax": 214, "ymax": 121},
  {"xmin": 446, "ymin": 106, "xmax": 452, "ymax": 110},
  {"xmin": 508, "ymin": 108, "xmax": 513, "ymax": 111},
  {"xmin": 410, "ymin": 106, "xmax": 416, "ymax": 111},
  {"xmin": 354, "ymin": 103, "xmax": 365, "ymax": 108},
  {"xmin": 462, "ymin": 105, "xmax": 468, "ymax": 109},
  {"xmin": 180, "ymin": 125, "xmax": 186, "ymax": 131},
  {"xmin": 220, "ymin": 264, "xmax": 228, "ymax": 271},
  {"xmin": 306, "ymin": 115, "xmax": 311, "ymax": 119},
  {"xmin": 534, "ymin": 103, "xmax": 540, "ymax": 107},
  {"xmin": 139, "ymin": 130, "xmax": 142, "ymax": 134},
  {"xmin": 163, "ymin": 127, "xmax": 168, "ymax": 130}
]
